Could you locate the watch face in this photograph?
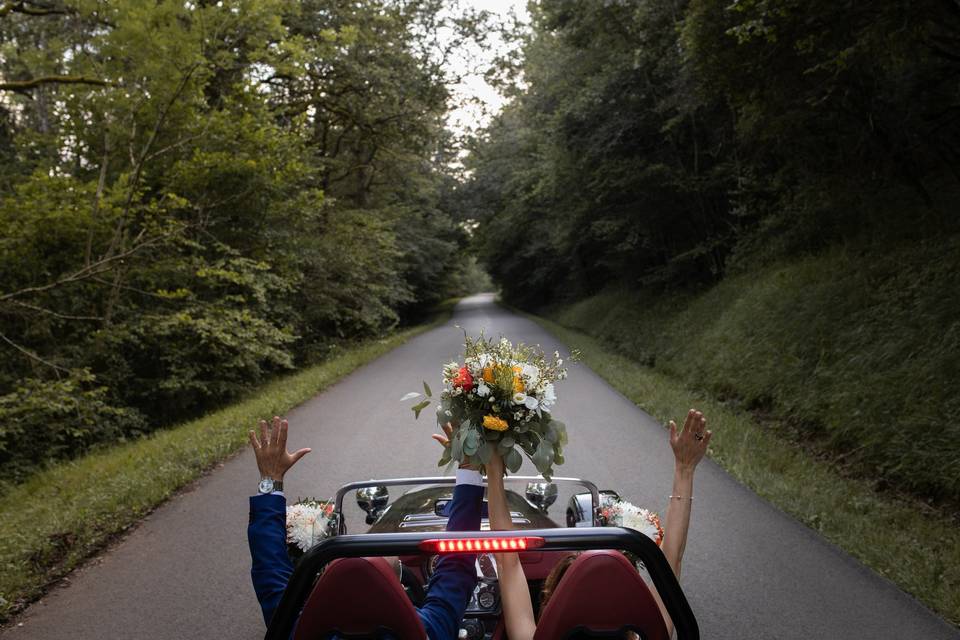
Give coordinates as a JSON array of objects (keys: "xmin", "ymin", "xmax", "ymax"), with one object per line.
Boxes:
[{"xmin": 258, "ymin": 478, "xmax": 274, "ymax": 493}]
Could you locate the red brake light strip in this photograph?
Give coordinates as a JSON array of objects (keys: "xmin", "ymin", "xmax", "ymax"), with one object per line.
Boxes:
[{"xmin": 419, "ymin": 536, "xmax": 545, "ymax": 553}]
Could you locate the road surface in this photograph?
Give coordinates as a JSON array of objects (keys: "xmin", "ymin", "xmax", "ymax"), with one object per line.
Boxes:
[{"xmin": 3, "ymin": 294, "xmax": 956, "ymax": 639}]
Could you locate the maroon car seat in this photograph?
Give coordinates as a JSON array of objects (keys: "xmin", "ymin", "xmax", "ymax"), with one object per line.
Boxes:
[
  {"xmin": 533, "ymin": 550, "xmax": 669, "ymax": 640},
  {"xmin": 293, "ymin": 557, "xmax": 426, "ymax": 639}
]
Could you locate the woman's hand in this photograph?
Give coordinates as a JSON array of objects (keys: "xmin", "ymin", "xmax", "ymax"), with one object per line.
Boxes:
[
  {"xmin": 248, "ymin": 416, "xmax": 311, "ymax": 481},
  {"xmin": 669, "ymin": 409, "xmax": 711, "ymax": 473},
  {"xmin": 486, "ymin": 448, "xmax": 505, "ymax": 478}
]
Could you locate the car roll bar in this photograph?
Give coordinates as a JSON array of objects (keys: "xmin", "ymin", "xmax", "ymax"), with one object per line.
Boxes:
[
  {"xmin": 264, "ymin": 527, "xmax": 699, "ymax": 640},
  {"xmin": 332, "ymin": 475, "xmax": 604, "ymax": 534}
]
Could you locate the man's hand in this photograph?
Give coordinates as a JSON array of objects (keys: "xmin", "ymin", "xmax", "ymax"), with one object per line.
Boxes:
[
  {"xmin": 249, "ymin": 416, "xmax": 311, "ymax": 481},
  {"xmin": 669, "ymin": 409, "xmax": 712, "ymax": 473},
  {"xmin": 431, "ymin": 422, "xmax": 479, "ymax": 471}
]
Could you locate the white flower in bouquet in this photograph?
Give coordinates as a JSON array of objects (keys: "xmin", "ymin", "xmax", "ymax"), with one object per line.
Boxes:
[
  {"xmin": 443, "ymin": 362, "xmax": 461, "ymax": 380},
  {"xmin": 520, "ymin": 363, "xmax": 540, "ymax": 388},
  {"xmin": 602, "ymin": 500, "xmax": 664, "ymax": 546},
  {"xmin": 541, "ymin": 383, "xmax": 557, "ymax": 409},
  {"xmin": 286, "ymin": 500, "xmax": 334, "ymax": 552}
]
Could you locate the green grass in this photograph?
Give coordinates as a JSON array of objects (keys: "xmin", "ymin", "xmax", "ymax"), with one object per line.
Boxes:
[
  {"xmin": 529, "ymin": 316, "xmax": 960, "ymax": 626},
  {"xmin": 0, "ymin": 310, "xmax": 451, "ymax": 622},
  {"xmin": 548, "ymin": 239, "xmax": 960, "ymax": 504}
]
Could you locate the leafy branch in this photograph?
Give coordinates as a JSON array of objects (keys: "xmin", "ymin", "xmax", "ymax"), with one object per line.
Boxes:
[{"xmin": 0, "ymin": 75, "xmax": 112, "ymax": 91}]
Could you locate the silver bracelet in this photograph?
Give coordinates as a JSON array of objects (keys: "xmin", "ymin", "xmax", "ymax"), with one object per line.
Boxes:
[{"xmin": 669, "ymin": 495, "xmax": 693, "ymax": 501}]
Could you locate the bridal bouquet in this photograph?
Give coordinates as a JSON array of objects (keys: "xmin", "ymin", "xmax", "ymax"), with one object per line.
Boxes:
[
  {"xmin": 286, "ymin": 498, "xmax": 335, "ymax": 557},
  {"xmin": 405, "ymin": 334, "xmax": 574, "ymax": 480}
]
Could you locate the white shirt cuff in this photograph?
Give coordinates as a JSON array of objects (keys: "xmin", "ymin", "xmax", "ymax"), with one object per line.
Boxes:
[{"xmin": 455, "ymin": 469, "xmax": 485, "ymax": 486}]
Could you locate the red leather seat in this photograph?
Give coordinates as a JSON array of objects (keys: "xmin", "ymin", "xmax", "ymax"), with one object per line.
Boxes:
[
  {"xmin": 533, "ymin": 550, "xmax": 669, "ymax": 640},
  {"xmin": 293, "ymin": 557, "xmax": 426, "ymax": 639}
]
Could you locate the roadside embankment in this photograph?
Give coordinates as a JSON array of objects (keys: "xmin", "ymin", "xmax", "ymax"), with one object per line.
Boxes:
[
  {"xmin": 528, "ymin": 240, "xmax": 960, "ymax": 624},
  {"xmin": 0, "ymin": 308, "xmax": 452, "ymax": 623}
]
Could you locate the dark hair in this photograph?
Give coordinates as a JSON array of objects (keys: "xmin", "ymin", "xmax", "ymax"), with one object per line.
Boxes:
[{"xmin": 539, "ymin": 553, "xmax": 578, "ymax": 613}]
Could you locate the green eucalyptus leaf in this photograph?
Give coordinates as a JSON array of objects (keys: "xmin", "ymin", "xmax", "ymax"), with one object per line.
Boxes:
[
  {"xmin": 477, "ymin": 441, "xmax": 494, "ymax": 464},
  {"xmin": 436, "ymin": 397, "xmax": 454, "ymax": 426},
  {"xmin": 544, "ymin": 424, "xmax": 558, "ymax": 444},
  {"xmin": 450, "ymin": 430, "xmax": 463, "ymax": 461},
  {"xmin": 553, "ymin": 421, "xmax": 568, "ymax": 446},
  {"xmin": 463, "ymin": 429, "xmax": 479, "ymax": 456},
  {"xmin": 504, "ymin": 447, "xmax": 523, "ymax": 473},
  {"xmin": 438, "ymin": 447, "xmax": 452, "ymax": 466},
  {"xmin": 411, "ymin": 399, "xmax": 430, "ymax": 419},
  {"xmin": 533, "ymin": 438, "xmax": 553, "ymax": 471},
  {"xmin": 423, "ymin": 381, "xmax": 432, "ymax": 398}
]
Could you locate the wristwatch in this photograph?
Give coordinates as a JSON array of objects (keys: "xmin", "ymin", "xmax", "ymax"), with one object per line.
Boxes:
[{"xmin": 258, "ymin": 477, "xmax": 283, "ymax": 494}]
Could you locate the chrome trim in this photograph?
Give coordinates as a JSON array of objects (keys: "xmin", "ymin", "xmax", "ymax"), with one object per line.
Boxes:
[{"xmin": 333, "ymin": 476, "xmax": 602, "ymax": 535}]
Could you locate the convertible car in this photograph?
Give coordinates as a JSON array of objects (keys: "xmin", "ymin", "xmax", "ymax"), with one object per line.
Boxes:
[{"xmin": 265, "ymin": 476, "xmax": 699, "ymax": 640}]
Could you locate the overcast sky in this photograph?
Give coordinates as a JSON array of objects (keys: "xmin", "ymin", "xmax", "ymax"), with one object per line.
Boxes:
[{"xmin": 444, "ymin": 0, "xmax": 529, "ymax": 136}]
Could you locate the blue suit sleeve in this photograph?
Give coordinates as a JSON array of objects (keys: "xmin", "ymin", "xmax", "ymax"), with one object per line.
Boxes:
[
  {"xmin": 418, "ymin": 483, "xmax": 484, "ymax": 640},
  {"xmin": 248, "ymin": 493, "xmax": 293, "ymax": 627}
]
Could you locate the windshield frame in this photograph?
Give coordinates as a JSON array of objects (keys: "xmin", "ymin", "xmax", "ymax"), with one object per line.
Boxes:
[{"xmin": 332, "ymin": 475, "xmax": 603, "ymax": 535}]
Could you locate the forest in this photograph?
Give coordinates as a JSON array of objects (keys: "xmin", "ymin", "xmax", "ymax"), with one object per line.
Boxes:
[
  {"xmin": 0, "ymin": 0, "xmax": 490, "ymax": 483},
  {"xmin": 2, "ymin": 0, "xmax": 959, "ymax": 507},
  {"xmin": 461, "ymin": 0, "xmax": 960, "ymax": 504}
]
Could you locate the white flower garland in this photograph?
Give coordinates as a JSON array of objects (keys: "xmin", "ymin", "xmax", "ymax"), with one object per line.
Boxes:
[
  {"xmin": 602, "ymin": 500, "xmax": 664, "ymax": 546},
  {"xmin": 286, "ymin": 500, "xmax": 334, "ymax": 552}
]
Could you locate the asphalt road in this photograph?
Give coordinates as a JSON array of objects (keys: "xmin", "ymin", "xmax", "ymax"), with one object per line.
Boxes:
[{"xmin": 3, "ymin": 294, "xmax": 956, "ymax": 639}]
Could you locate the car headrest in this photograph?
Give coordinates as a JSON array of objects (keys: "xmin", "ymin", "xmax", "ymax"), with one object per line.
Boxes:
[
  {"xmin": 293, "ymin": 557, "xmax": 426, "ymax": 640},
  {"xmin": 533, "ymin": 550, "xmax": 669, "ymax": 640}
]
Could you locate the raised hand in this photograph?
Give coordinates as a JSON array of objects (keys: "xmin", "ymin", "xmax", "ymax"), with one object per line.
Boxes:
[
  {"xmin": 248, "ymin": 416, "xmax": 311, "ymax": 481},
  {"xmin": 431, "ymin": 422, "xmax": 479, "ymax": 471},
  {"xmin": 430, "ymin": 421, "xmax": 455, "ymax": 449},
  {"xmin": 669, "ymin": 409, "xmax": 712, "ymax": 472}
]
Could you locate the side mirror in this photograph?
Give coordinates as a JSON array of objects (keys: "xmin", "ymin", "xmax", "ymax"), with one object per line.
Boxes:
[
  {"xmin": 566, "ymin": 490, "xmax": 621, "ymax": 527},
  {"xmin": 356, "ymin": 486, "xmax": 389, "ymax": 525},
  {"xmin": 524, "ymin": 482, "xmax": 558, "ymax": 513}
]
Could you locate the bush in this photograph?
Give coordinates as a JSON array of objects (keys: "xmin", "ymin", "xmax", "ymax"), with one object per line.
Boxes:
[
  {"xmin": 550, "ymin": 236, "xmax": 960, "ymax": 502},
  {"xmin": 0, "ymin": 371, "xmax": 145, "ymax": 483}
]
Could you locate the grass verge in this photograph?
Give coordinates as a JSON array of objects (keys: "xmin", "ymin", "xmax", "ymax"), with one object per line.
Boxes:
[
  {"xmin": 531, "ymin": 315, "xmax": 960, "ymax": 626},
  {"xmin": 0, "ymin": 308, "xmax": 452, "ymax": 622}
]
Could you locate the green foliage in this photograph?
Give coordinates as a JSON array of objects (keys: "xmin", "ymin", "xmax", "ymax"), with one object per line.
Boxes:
[
  {"xmin": 461, "ymin": 0, "xmax": 959, "ymax": 304},
  {"xmin": 549, "ymin": 237, "xmax": 960, "ymax": 502},
  {"xmin": 459, "ymin": 0, "xmax": 960, "ymax": 506},
  {"xmin": 0, "ymin": 371, "xmax": 145, "ymax": 483},
  {"xmin": 0, "ymin": 317, "xmax": 444, "ymax": 623},
  {"xmin": 0, "ymin": 0, "xmax": 489, "ymax": 478},
  {"xmin": 536, "ymin": 317, "xmax": 960, "ymax": 626}
]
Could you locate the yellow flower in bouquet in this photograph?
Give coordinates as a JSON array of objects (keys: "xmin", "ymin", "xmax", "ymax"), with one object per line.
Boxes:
[
  {"xmin": 483, "ymin": 415, "xmax": 509, "ymax": 431},
  {"xmin": 512, "ymin": 366, "xmax": 525, "ymax": 393}
]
